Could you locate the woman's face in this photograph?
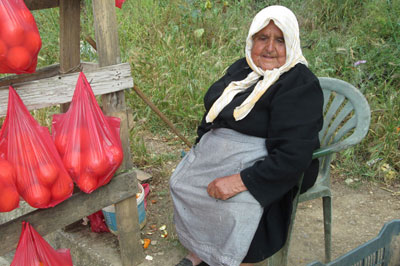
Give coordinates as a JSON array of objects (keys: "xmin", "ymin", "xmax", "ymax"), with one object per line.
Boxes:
[{"xmin": 251, "ymin": 21, "xmax": 286, "ymax": 71}]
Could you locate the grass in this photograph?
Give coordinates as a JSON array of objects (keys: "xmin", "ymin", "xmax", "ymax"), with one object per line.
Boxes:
[{"xmin": 3, "ymin": 0, "xmax": 400, "ymax": 184}]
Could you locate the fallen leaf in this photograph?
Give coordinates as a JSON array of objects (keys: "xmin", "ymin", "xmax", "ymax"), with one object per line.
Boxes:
[{"xmin": 143, "ymin": 238, "xmax": 151, "ymax": 249}]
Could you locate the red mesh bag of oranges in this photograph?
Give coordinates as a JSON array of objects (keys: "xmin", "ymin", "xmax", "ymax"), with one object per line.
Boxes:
[
  {"xmin": 0, "ymin": 0, "xmax": 42, "ymax": 74},
  {"xmin": 0, "ymin": 86, "xmax": 74, "ymax": 209},
  {"xmin": 52, "ymin": 72, "xmax": 123, "ymax": 193},
  {"xmin": 10, "ymin": 221, "xmax": 73, "ymax": 266}
]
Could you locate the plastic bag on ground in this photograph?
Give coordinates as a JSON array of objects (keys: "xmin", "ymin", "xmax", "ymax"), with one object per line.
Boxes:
[
  {"xmin": 52, "ymin": 72, "xmax": 123, "ymax": 193},
  {"xmin": 10, "ymin": 221, "xmax": 73, "ymax": 266},
  {"xmin": 87, "ymin": 210, "xmax": 110, "ymax": 233},
  {"xmin": 0, "ymin": 86, "xmax": 74, "ymax": 209},
  {"xmin": 0, "ymin": 0, "xmax": 42, "ymax": 74}
]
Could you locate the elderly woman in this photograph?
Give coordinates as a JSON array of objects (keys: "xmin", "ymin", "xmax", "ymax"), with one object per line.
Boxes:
[{"xmin": 170, "ymin": 5, "xmax": 323, "ymax": 266}]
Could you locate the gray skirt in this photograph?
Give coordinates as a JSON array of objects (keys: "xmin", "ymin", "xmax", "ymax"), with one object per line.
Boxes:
[{"xmin": 170, "ymin": 128, "xmax": 268, "ymax": 266}]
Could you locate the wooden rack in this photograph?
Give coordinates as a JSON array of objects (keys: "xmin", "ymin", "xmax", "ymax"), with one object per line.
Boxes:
[{"xmin": 0, "ymin": 1, "xmax": 144, "ymax": 265}]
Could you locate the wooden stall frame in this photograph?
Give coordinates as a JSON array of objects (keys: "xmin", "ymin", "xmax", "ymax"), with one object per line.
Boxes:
[{"xmin": 0, "ymin": 1, "xmax": 144, "ymax": 265}]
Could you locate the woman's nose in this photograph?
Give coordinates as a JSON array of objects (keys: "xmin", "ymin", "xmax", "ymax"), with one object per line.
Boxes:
[{"xmin": 265, "ymin": 40, "xmax": 274, "ymax": 52}]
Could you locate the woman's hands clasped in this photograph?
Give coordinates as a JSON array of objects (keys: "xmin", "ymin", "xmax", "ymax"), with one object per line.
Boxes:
[{"xmin": 207, "ymin": 173, "xmax": 248, "ymax": 200}]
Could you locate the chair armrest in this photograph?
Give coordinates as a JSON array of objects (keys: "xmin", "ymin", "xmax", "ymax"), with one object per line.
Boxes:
[
  {"xmin": 312, "ymin": 146, "xmax": 335, "ymax": 159},
  {"xmin": 312, "ymin": 138, "xmax": 363, "ymax": 160}
]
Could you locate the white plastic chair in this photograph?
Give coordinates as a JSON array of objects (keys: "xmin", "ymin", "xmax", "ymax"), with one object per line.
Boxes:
[{"xmin": 266, "ymin": 77, "xmax": 371, "ymax": 265}]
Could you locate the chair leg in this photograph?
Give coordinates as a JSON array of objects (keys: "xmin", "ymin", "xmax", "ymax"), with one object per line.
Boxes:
[{"xmin": 322, "ymin": 196, "xmax": 332, "ymax": 262}]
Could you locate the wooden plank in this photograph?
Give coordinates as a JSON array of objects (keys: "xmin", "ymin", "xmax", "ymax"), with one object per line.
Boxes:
[
  {"xmin": 0, "ymin": 171, "xmax": 137, "ymax": 256},
  {"xmin": 24, "ymin": 0, "xmax": 59, "ymax": 10},
  {"xmin": 59, "ymin": 0, "xmax": 81, "ymax": 112},
  {"xmin": 92, "ymin": 2, "xmax": 143, "ymax": 265},
  {"xmin": 0, "ymin": 63, "xmax": 133, "ymax": 117},
  {"xmin": 0, "ymin": 62, "xmax": 102, "ymax": 89},
  {"xmin": 0, "ymin": 64, "xmax": 61, "ymax": 88}
]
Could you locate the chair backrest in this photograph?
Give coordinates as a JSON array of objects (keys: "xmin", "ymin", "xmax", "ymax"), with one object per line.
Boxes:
[
  {"xmin": 314, "ymin": 77, "xmax": 371, "ymax": 185},
  {"xmin": 307, "ymin": 219, "xmax": 400, "ymax": 266}
]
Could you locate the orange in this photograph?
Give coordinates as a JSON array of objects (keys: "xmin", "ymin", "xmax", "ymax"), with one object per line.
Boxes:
[
  {"xmin": 63, "ymin": 150, "xmax": 82, "ymax": 179},
  {"xmin": 51, "ymin": 173, "xmax": 73, "ymax": 201},
  {"xmin": 37, "ymin": 162, "xmax": 59, "ymax": 186},
  {"xmin": 0, "ymin": 159, "xmax": 16, "ymax": 185},
  {"xmin": 24, "ymin": 31, "xmax": 41, "ymax": 54},
  {"xmin": 54, "ymin": 132, "xmax": 68, "ymax": 157},
  {"xmin": 23, "ymin": 183, "xmax": 51, "ymax": 208},
  {"xmin": 84, "ymin": 149, "xmax": 110, "ymax": 178},
  {"xmin": 107, "ymin": 145, "xmax": 123, "ymax": 166},
  {"xmin": 0, "ymin": 22, "xmax": 25, "ymax": 47},
  {"xmin": 0, "ymin": 185, "xmax": 19, "ymax": 212},
  {"xmin": 77, "ymin": 127, "xmax": 91, "ymax": 152},
  {"xmin": 6, "ymin": 46, "xmax": 32, "ymax": 71},
  {"xmin": 15, "ymin": 165, "xmax": 33, "ymax": 194},
  {"xmin": 77, "ymin": 172, "xmax": 98, "ymax": 193}
]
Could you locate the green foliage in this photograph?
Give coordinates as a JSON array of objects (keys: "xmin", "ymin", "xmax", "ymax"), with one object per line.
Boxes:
[
  {"xmin": 31, "ymin": 8, "xmax": 60, "ymax": 67},
  {"xmin": 29, "ymin": 0, "xmax": 399, "ymax": 182}
]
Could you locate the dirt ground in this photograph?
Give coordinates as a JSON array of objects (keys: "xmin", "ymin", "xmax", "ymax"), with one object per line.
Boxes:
[{"xmin": 134, "ymin": 134, "xmax": 400, "ymax": 266}]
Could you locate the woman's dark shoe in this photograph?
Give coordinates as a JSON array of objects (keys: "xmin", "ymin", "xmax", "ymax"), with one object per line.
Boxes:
[
  {"xmin": 176, "ymin": 258, "xmax": 194, "ymax": 266},
  {"xmin": 175, "ymin": 258, "xmax": 209, "ymax": 266}
]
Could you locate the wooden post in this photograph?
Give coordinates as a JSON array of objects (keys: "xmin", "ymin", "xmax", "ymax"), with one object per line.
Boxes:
[
  {"xmin": 92, "ymin": 1, "xmax": 132, "ymax": 171},
  {"xmin": 92, "ymin": 1, "xmax": 144, "ymax": 265},
  {"xmin": 59, "ymin": 0, "xmax": 81, "ymax": 112}
]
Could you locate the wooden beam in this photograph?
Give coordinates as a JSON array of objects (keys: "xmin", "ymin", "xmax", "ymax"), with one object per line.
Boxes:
[
  {"xmin": 0, "ymin": 63, "xmax": 134, "ymax": 117},
  {"xmin": 24, "ymin": 0, "xmax": 59, "ymax": 10},
  {"xmin": 0, "ymin": 62, "xmax": 103, "ymax": 89},
  {"xmin": 92, "ymin": 2, "xmax": 143, "ymax": 265},
  {"xmin": 0, "ymin": 171, "xmax": 137, "ymax": 256},
  {"xmin": 59, "ymin": 0, "xmax": 81, "ymax": 112},
  {"xmin": 0, "ymin": 64, "xmax": 61, "ymax": 88}
]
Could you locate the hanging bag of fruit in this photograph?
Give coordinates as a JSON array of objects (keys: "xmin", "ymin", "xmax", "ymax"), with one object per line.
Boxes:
[
  {"xmin": 0, "ymin": 0, "xmax": 42, "ymax": 74},
  {"xmin": 10, "ymin": 221, "xmax": 73, "ymax": 266},
  {"xmin": 52, "ymin": 72, "xmax": 123, "ymax": 193},
  {"xmin": 0, "ymin": 86, "xmax": 74, "ymax": 209}
]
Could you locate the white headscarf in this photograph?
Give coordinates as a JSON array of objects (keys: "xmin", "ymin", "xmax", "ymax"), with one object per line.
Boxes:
[{"xmin": 205, "ymin": 5, "xmax": 307, "ymax": 123}]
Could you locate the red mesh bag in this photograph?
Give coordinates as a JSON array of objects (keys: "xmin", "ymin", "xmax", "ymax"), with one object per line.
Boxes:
[
  {"xmin": 115, "ymin": 0, "xmax": 126, "ymax": 8},
  {"xmin": 0, "ymin": 0, "xmax": 42, "ymax": 74},
  {"xmin": 0, "ymin": 86, "xmax": 74, "ymax": 208},
  {"xmin": 10, "ymin": 221, "xmax": 73, "ymax": 266},
  {"xmin": 52, "ymin": 72, "xmax": 123, "ymax": 193}
]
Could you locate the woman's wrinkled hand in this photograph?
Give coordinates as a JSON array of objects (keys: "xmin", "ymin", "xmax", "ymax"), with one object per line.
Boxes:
[{"xmin": 207, "ymin": 173, "xmax": 248, "ymax": 200}]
